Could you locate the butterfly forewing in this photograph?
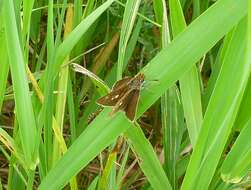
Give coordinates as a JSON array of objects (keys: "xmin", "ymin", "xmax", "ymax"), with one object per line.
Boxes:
[
  {"xmin": 96, "ymin": 86, "xmax": 129, "ymax": 106},
  {"xmin": 112, "ymin": 77, "xmax": 132, "ymax": 90}
]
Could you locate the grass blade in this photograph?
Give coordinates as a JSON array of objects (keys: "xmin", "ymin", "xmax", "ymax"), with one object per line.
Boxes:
[
  {"xmin": 116, "ymin": 0, "xmax": 141, "ymax": 79},
  {"xmin": 221, "ymin": 119, "xmax": 251, "ymax": 183},
  {"xmin": 169, "ymin": 0, "xmax": 203, "ymax": 146},
  {"xmin": 126, "ymin": 124, "xmax": 172, "ymax": 190},
  {"xmin": 0, "ymin": 13, "xmax": 9, "ymax": 111},
  {"xmin": 3, "ymin": 0, "xmax": 38, "ymax": 169}
]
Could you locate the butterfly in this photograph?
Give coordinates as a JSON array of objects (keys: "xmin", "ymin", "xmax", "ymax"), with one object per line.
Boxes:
[{"xmin": 96, "ymin": 73, "xmax": 145, "ymax": 121}]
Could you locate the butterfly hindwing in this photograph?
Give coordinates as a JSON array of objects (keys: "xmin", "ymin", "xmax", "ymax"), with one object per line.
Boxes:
[{"xmin": 124, "ymin": 90, "xmax": 140, "ymax": 121}]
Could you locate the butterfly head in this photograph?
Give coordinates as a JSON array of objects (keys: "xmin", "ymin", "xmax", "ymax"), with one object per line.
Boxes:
[{"xmin": 129, "ymin": 73, "xmax": 145, "ymax": 90}]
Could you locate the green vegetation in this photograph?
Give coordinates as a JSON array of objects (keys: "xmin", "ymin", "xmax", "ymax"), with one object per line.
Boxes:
[{"xmin": 0, "ymin": 0, "xmax": 250, "ymax": 189}]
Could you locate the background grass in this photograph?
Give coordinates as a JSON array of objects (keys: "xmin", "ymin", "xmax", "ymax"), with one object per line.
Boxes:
[{"xmin": 0, "ymin": 0, "xmax": 250, "ymax": 189}]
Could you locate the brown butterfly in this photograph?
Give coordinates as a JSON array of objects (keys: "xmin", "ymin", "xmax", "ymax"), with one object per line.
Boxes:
[{"xmin": 96, "ymin": 73, "xmax": 145, "ymax": 121}]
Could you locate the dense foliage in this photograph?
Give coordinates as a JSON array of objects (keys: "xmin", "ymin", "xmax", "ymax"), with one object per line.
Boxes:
[{"xmin": 0, "ymin": 0, "xmax": 250, "ymax": 189}]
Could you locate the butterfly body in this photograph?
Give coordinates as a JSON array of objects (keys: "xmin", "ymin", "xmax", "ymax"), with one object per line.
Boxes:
[{"xmin": 96, "ymin": 73, "xmax": 145, "ymax": 121}]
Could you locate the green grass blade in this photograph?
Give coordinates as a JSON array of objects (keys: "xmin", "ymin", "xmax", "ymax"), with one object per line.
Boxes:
[
  {"xmin": 234, "ymin": 0, "xmax": 251, "ymax": 130},
  {"xmin": 87, "ymin": 176, "xmax": 99, "ymax": 190},
  {"xmin": 126, "ymin": 124, "xmax": 172, "ymax": 190},
  {"xmin": 116, "ymin": 0, "xmax": 141, "ymax": 79},
  {"xmin": 159, "ymin": 0, "xmax": 184, "ymax": 188},
  {"xmin": 169, "ymin": 0, "xmax": 203, "ymax": 146},
  {"xmin": 67, "ymin": 76, "xmax": 77, "ymax": 143},
  {"xmin": 234, "ymin": 76, "xmax": 251, "ymax": 130},
  {"xmin": 116, "ymin": 147, "xmax": 130, "ymax": 188},
  {"xmin": 192, "ymin": 0, "xmax": 200, "ymax": 19},
  {"xmin": 221, "ymin": 119, "xmax": 251, "ymax": 183},
  {"xmin": 42, "ymin": 0, "xmax": 55, "ymax": 171},
  {"xmin": 98, "ymin": 151, "xmax": 117, "ymax": 189},
  {"xmin": 152, "ymin": 0, "xmax": 163, "ymax": 24},
  {"xmin": 202, "ymin": 31, "xmax": 233, "ymax": 111},
  {"xmin": 3, "ymin": 0, "xmax": 38, "ymax": 169},
  {"xmin": 0, "ymin": 14, "xmax": 9, "ymax": 111},
  {"xmin": 181, "ymin": 17, "xmax": 249, "ymax": 190},
  {"xmin": 54, "ymin": 0, "xmax": 68, "ymax": 47},
  {"xmin": 162, "ymin": 86, "xmax": 184, "ymax": 189},
  {"xmin": 22, "ymin": 0, "xmax": 34, "ymax": 57}
]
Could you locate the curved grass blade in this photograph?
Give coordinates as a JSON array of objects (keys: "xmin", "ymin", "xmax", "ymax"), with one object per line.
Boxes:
[{"xmin": 71, "ymin": 63, "xmax": 110, "ymax": 94}]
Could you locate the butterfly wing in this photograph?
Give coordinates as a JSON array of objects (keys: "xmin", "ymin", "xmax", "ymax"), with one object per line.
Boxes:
[
  {"xmin": 96, "ymin": 87, "xmax": 128, "ymax": 106},
  {"xmin": 109, "ymin": 90, "xmax": 133, "ymax": 115},
  {"xmin": 124, "ymin": 90, "xmax": 140, "ymax": 121},
  {"xmin": 112, "ymin": 77, "xmax": 132, "ymax": 90},
  {"xmin": 97, "ymin": 77, "xmax": 131, "ymax": 106},
  {"xmin": 109, "ymin": 89, "xmax": 139, "ymax": 121}
]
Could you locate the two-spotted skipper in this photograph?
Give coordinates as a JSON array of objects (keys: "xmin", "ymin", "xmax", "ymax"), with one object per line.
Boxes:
[{"xmin": 97, "ymin": 73, "xmax": 145, "ymax": 121}]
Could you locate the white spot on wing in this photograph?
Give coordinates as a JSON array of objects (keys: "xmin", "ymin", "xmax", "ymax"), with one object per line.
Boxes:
[{"xmin": 111, "ymin": 95, "xmax": 119, "ymax": 100}]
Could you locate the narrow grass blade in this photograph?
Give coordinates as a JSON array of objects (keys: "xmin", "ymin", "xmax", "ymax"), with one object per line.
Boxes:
[
  {"xmin": 221, "ymin": 119, "xmax": 251, "ymax": 183},
  {"xmin": 159, "ymin": 0, "xmax": 184, "ymax": 188},
  {"xmin": 234, "ymin": 0, "xmax": 251, "ymax": 130},
  {"xmin": 98, "ymin": 151, "xmax": 117, "ymax": 189},
  {"xmin": 192, "ymin": 0, "xmax": 200, "ymax": 19},
  {"xmin": 42, "ymin": 0, "xmax": 55, "ymax": 171},
  {"xmin": 169, "ymin": 0, "xmax": 203, "ymax": 146},
  {"xmin": 22, "ymin": 0, "xmax": 35, "ymax": 56},
  {"xmin": 116, "ymin": 147, "xmax": 130, "ymax": 188},
  {"xmin": 162, "ymin": 86, "xmax": 184, "ymax": 189},
  {"xmin": 234, "ymin": 76, "xmax": 251, "ymax": 130},
  {"xmin": 202, "ymin": 31, "xmax": 233, "ymax": 111},
  {"xmin": 126, "ymin": 123, "xmax": 172, "ymax": 189},
  {"xmin": 87, "ymin": 176, "xmax": 99, "ymax": 190},
  {"xmin": 181, "ymin": 17, "xmax": 249, "ymax": 190},
  {"xmin": 67, "ymin": 77, "xmax": 77, "ymax": 143},
  {"xmin": 0, "ymin": 14, "xmax": 9, "ymax": 111},
  {"xmin": 152, "ymin": 0, "xmax": 163, "ymax": 24},
  {"xmin": 3, "ymin": 0, "xmax": 38, "ymax": 169},
  {"xmin": 116, "ymin": 0, "xmax": 141, "ymax": 79},
  {"xmin": 71, "ymin": 63, "xmax": 110, "ymax": 94}
]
